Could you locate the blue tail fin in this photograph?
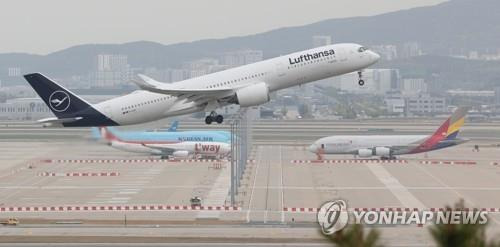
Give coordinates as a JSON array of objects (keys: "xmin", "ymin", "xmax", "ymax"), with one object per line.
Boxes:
[
  {"xmin": 24, "ymin": 73, "xmax": 119, "ymax": 127},
  {"xmin": 168, "ymin": 120, "xmax": 179, "ymax": 132},
  {"xmin": 24, "ymin": 73, "xmax": 93, "ymax": 118}
]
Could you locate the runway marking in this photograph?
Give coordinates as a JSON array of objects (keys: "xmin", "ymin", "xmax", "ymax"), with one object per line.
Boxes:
[
  {"xmin": 39, "ymin": 159, "xmax": 256, "ymax": 164},
  {"xmin": 37, "ymin": 172, "xmax": 120, "ymax": 177},
  {"xmin": 419, "ymin": 160, "xmax": 476, "ymax": 165},
  {"xmin": 0, "ymin": 204, "xmax": 241, "ymax": 212},
  {"xmin": 279, "ymin": 145, "xmax": 285, "ymax": 223},
  {"xmin": 291, "ymin": 160, "xmax": 477, "ymax": 165},
  {"xmin": 291, "ymin": 159, "xmax": 408, "ymax": 164},
  {"xmin": 197, "ymin": 161, "xmax": 231, "ymax": 219},
  {"xmin": 411, "ymin": 162, "xmax": 478, "ymax": 212},
  {"xmin": 118, "ymin": 191, "xmax": 138, "ymax": 195},
  {"xmin": 247, "ymin": 146, "xmax": 263, "ymax": 223},
  {"xmin": 283, "ymin": 207, "xmax": 500, "ymax": 213},
  {"xmin": 367, "ymin": 164, "xmax": 426, "ymax": 209},
  {"xmin": 3, "ymin": 185, "xmax": 500, "ymax": 191}
]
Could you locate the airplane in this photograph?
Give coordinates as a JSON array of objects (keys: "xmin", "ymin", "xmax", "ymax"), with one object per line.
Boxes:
[
  {"xmin": 23, "ymin": 43, "xmax": 380, "ymax": 127},
  {"xmin": 308, "ymin": 107, "xmax": 470, "ymax": 160},
  {"xmin": 98, "ymin": 127, "xmax": 231, "ymax": 159}
]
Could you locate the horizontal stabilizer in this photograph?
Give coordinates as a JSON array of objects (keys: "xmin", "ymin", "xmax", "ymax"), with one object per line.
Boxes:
[{"xmin": 37, "ymin": 117, "xmax": 83, "ymax": 127}]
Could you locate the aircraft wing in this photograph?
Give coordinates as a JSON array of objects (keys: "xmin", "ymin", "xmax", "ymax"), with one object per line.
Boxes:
[
  {"xmin": 390, "ymin": 145, "xmax": 418, "ymax": 152},
  {"xmin": 132, "ymin": 74, "xmax": 234, "ymax": 98},
  {"xmin": 141, "ymin": 144, "xmax": 177, "ymax": 154}
]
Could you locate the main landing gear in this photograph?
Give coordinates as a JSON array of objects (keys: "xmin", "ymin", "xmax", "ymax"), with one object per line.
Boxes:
[
  {"xmin": 381, "ymin": 156, "xmax": 397, "ymax": 161},
  {"xmin": 205, "ymin": 111, "xmax": 224, "ymax": 125},
  {"xmin": 358, "ymin": 71, "xmax": 365, "ymax": 86}
]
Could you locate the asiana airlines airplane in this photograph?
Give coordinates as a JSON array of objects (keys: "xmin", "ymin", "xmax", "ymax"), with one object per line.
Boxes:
[
  {"xmin": 308, "ymin": 107, "xmax": 470, "ymax": 160},
  {"xmin": 24, "ymin": 43, "xmax": 379, "ymax": 127}
]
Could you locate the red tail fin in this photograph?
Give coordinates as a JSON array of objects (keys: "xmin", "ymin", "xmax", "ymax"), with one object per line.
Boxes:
[{"xmin": 99, "ymin": 127, "xmax": 119, "ymax": 141}]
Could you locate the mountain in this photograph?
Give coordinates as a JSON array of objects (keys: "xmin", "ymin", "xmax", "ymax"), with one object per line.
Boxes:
[{"xmin": 0, "ymin": 0, "xmax": 499, "ymax": 79}]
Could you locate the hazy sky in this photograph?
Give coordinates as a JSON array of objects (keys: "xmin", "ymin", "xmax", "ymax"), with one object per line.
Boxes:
[{"xmin": 0, "ymin": 0, "xmax": 447, "ymax": 55}]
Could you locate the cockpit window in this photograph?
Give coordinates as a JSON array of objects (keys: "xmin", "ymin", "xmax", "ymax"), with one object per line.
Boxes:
[{"xmin": 358, "ymin": 47, "xmax": 368, "ymax": 53}]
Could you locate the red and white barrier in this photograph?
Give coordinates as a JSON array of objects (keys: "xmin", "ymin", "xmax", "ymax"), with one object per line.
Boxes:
[
  {"xmin": 419, "ymin": 160, "xmax": 476, "ymax": 165},
  {"xmin": 39, "ymin": 159, "xmax": 256, "ymax": 164},
  {"xmin": 37, "ymin": 172, "xmax": 120, "ymax": 177},
  {"xmin": 290, "ymin": 160, "xmax": 477, "ymax": 165},
  {"xmin": 290, "ymin": 159, "xmax": 408, "ymax": 164},
  {"xmin": 283, "ymin": 207, "xmax": 500, "ymax": 213},
  {"xmin": 0, "ymin": 204, "xmax": 241, "ymax": 213}
]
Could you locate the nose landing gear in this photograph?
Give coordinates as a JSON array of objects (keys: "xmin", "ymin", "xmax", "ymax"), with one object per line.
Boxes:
[
  {"xmin": 358, "ymin": 71, "xmax": 365, "ymax": 86},
  {"xmin": 205, "ymin": 111, "xmax": 224, "ymax": 125}
]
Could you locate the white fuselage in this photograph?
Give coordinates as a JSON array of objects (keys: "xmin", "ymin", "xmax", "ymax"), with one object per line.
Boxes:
[
  {"xmin": 91, "ymin": 43, "xmax": 379, "ymax": 125},
  {"xmin": 110, "ymin": 140, "xmax": 230, "ymax": 157},
  {"xmin": 310, "ymin": 135, "xmax": 429, "ymax": 155}
]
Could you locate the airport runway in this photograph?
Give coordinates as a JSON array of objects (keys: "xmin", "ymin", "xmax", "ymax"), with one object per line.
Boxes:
[{"xmin": 0, "ymin": 120, "xmax": 499, "ymax": 245}]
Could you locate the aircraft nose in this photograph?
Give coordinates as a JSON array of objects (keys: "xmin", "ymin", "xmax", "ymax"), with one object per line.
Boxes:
[
  {"xmin": 308, "ymin": 144, "xmax": 318, "ymax": 153},
  {"xmin": 370, "ymin": 51, "xmax": 380, "ymax": 62}
]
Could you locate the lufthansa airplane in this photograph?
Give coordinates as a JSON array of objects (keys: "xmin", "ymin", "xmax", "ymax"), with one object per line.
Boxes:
[
  {"xmin": 308, "ymin": 107, "xmax": 470, "ymax": 160},
  {"xmin": 24, "ymin": 44, "xmax": 379, "ymax": 127}
]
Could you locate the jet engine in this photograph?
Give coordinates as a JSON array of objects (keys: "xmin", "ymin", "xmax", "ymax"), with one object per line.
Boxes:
[
  {"xmin": 172, "ymin": 150, "xmax": 189, "ymax": 159},
  {"xmin": 357, "ymin": 148, "xmax": 373, "ymax": 158},
  {"xmin": 374, "ymin": 147, "xmax": 391, "ymax": 156},
  {"xmin": 231, "ymin": 83, "xmax": 270, "ymax": 107}
]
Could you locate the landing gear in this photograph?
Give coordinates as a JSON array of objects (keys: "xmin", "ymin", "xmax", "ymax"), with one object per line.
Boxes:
[
  {"xmin": 205, "ymin": 111, "xmax": 224, "ymax": 125},
  {"xmin": 358, "ymin": 71, "xmax": 365, "ymax": 86}
]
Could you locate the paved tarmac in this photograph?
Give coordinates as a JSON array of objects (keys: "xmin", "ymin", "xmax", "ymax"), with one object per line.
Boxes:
[{"xmin": 0, "ymin": 119, "xmax": 499, "ymax": 245}]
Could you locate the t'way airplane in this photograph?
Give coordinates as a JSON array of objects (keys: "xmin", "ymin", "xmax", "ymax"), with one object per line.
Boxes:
[
  {"xmin": 24, "ymin": 43, "xmax": 379, "ymax": 127},
  {"xmin": 308, "ymin": 107, "xmax": 470, "ymax": 160},
  {"xmin": 99, "ymin": 127, "xmax": 230, "ymax": 159}
]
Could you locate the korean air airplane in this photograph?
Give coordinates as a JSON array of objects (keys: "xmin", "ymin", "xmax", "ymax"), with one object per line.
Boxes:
[
  {"xmin": 97, "ymin": 125, "xmax": 231, "ymax": 159},
  {"xmin": 24, "ymin": 43, "xmax": 379, "ymax": 127},
  {"xmin": 308, "ymin": 107, "xmax": 470, "ymax": 160}
]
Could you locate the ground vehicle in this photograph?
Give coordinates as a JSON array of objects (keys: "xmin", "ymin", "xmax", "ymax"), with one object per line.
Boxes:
[
  {"xmin": 190, "ymin": 197, "xmax": 202, "ymax": 207},
  {"xmin": 0, "ymin": 218, "xmax": 19, "ymax": 225}
]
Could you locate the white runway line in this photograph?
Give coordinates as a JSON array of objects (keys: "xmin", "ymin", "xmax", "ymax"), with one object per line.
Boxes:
[
  {"xmin": 279, "ymin": 145, "xmax": 285, "ymax": 223},
  {"xmin": 408, "ymin": 162, "xmax": 500, "ymax": 225},
  {"xmin": 86, "ymin": 167, "xmax": 162, "ymax": 205},
  {"xmin": 196, "ymin": 161, "xmax": 231, "ymax": 219},
  {"xmin": 247, "ymin": 146, "xmax": 263, "ymax": 223},
  {"xmin": 118, "ymin": 191, "xmax": 138, "ymax": 195},
  {"xmin": 367, "ymin": 164, "xmax": 426, "ymax": 209}
]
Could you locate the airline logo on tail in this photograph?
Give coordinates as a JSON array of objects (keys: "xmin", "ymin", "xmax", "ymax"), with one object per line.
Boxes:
[
  {"xmin": 49, "ymin": 91, "xmax": 70, "ymax": 112},
  {"xmin": 413, "ymin": 107, "xmax": 469, "ymax": 152}
]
